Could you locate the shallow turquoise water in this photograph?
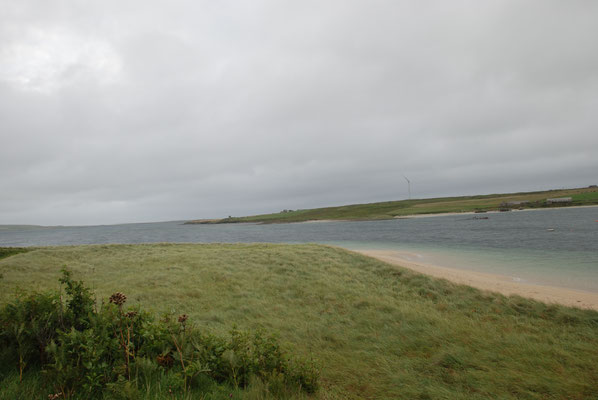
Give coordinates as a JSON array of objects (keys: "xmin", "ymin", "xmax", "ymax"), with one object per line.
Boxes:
[
  {"xmin": 1, "ymin": 207, "xmax": 597, "ymax": 292},
  {"xmin": 342, "ymin": 241, "xmax": 598, "ymax": 292}
]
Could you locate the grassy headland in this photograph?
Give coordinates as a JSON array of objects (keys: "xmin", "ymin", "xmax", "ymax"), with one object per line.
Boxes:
[
  {"xmin": 186, "ymin": 186, "xmax": 598, "ymax": 224},
  {"xmin": 2, "ymin": 243, "xmax": 598, "ymax": 399}
]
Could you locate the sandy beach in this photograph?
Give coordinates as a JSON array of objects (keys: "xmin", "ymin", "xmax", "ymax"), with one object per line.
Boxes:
[{"xmin": 357, "ymin": 249, "xmax": 598, "ymax": 310}]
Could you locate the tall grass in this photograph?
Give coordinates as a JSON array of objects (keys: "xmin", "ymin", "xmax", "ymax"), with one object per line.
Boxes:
[
  {"xmin": 0, "ymin": 247, "xmax": 31, "ymax": 260},
  {"xmin": 1, "ymin": 243, "xmax": 598, "ymax": 399}
]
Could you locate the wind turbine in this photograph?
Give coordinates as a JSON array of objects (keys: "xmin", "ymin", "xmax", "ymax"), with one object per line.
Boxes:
[{"xmin": 403, "ymin": 176, "xmax": 411, "ymax": 200}]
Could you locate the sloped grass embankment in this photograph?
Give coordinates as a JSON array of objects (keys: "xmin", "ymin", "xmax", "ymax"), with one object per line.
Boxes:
[{"xmin": 1, "ymin": 243, "xmax": 597, "ymax": 399}]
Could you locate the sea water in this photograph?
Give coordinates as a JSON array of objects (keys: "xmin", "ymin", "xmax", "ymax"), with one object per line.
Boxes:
[{"xmin": 1, "ymin": 207, "xmax": 597, "ymax": 292}]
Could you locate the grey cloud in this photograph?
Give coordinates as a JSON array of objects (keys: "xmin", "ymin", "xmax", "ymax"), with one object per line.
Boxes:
[{"xmin": 1, "ymin": 0, "xmax": 597, "ymax": 225}]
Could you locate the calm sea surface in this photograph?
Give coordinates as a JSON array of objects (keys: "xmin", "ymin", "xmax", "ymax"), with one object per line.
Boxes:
[{"xmin": 2, "ymin": 207, "xmax": 597, "ymax": 292}]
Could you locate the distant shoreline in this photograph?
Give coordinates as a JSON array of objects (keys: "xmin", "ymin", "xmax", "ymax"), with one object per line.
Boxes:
[
  {"xmin": 184, "ymin": 186, "xmax": 598, "ymax": 225},
  {"xmin": 393, "ymin": 204, "xmax": 598, "ymax": 219},
  {"xmin": 356, "ymin": 249, "xmax": 598, "ymax": 310},
  {"xmin": 185, "ymin": 203, "xmax": 598, "ymax": 225}
]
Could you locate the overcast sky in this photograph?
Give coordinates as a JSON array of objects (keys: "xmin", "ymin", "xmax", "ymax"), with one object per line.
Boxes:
[{"xmin": 1, "ymin": 1, "xmax": 597, "ymax": 225}]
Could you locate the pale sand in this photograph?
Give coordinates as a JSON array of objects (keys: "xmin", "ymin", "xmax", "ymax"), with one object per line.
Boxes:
[
  {"xmin": 299, "ymin": 219, "xmax": 351, "ymax": 223},
  {"xmin": 355, "ymin": 249, "xmax": 598, "ymax": 310},
  {"xmin": 394, "ymin": 211, "xmax": 485, "ymax": 219}
]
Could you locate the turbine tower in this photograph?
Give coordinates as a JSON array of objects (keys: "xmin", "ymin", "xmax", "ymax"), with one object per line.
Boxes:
[{"xmin": 403, "ymin": 176, "xmax": 411, "ymax": 200}]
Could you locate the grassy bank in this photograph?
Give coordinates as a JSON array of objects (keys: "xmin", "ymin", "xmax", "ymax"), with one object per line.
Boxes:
[
  {"xmin": 1, "ymin": 244, "xmax": 598, "ymax": 399},
  {"xmin": 186, "ymin": 186, "xmax": 598, "ymax": 224}
]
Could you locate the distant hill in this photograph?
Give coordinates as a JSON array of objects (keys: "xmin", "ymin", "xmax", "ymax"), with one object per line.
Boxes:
[{"xmin": 186, "ymin": 186, "xmax": 598, "ymax": 224}]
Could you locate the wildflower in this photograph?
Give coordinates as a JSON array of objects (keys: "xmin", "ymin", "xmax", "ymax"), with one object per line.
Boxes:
[
  {"xmin": 157, "ymin": 354, "xmax": 174, "ymax": 367},
  {"xmin": 109, "ymin": 292, "xmax": 127, "ymax": 306},
  {"xmin": 125, "ymin": 311, "xmax": 138, "ymax": 318},
  {"xmin": 178, "ymin": 314, "xmax": 188, "ymax": 324}
]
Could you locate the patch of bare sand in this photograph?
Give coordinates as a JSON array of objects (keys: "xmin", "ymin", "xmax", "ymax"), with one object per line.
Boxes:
[{"xmin": 355, "ymin": 249, "xmax": 598, "ymax": 310}]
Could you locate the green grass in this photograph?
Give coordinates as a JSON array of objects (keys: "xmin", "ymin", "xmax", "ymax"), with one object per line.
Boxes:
[
  {"xmin": 1, "ymin": 244, "xmax": 598, "ymax": 399},
  {"xmin": 0, "ymin": 369, "xmax": 311, "ymax": 400},
  {"xmin": 188, "ymin": 186, "xmax": 598, "ymax": 224},
  {"xmin": 572, "ymin": 191, "xmax": 598, "ymax": 202},
  {"xmin": 0, "ymin": 247, "xmax": 31, "ymax": 260}
]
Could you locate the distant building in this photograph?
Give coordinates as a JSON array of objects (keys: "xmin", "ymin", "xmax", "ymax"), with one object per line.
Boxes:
[
  {"xmin": 589, "ymin": 185, "xmax": 597, "ymax": 188},
  {"xmin": 546, "ymin": 197, "xmax": 572, "ymax": 204}
]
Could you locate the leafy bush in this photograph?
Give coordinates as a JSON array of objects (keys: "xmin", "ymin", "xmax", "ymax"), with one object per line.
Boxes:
[
  {"xmin": 0, "ymin": 290, "xmax": 62, "ymax": 380},
  {"xmin": 0, "ymin": 269, "xmax": 319, "ymax": 398}
]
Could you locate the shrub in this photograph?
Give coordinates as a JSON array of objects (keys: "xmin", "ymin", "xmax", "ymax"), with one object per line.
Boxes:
[
  {"xmin": 0, "ymin": 269, "xmax": 319, "ymax": 398},
  {"xmin": 0, "ymin": 291, "xmax": 62, "ymax": 380}
]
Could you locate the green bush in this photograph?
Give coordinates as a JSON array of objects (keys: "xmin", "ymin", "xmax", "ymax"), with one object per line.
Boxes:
[
  {"xmin": 0, "ymin": 290, "xmax": 62, "ymax": 379},
  {"xmin": 0, "ymin": 269, "xmax": 319, "ymax": 398}
]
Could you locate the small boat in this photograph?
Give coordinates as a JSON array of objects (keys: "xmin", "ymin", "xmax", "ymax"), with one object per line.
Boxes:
[{"xmin": 547, "ymin": 228, "xmax": 555, "ymax": 232}]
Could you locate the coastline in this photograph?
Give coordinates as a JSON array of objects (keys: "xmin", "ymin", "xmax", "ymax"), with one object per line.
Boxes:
[
  {"xmin": 395, "ymin": 204, "xmax": 598, "ymax": 219},
  {"xmin": 185, "ymin": 204, "xmax": 598, "ymax": 225},
  {"xmin": 356, "ymin": 249, "xmax": 598, "ymax": 310}
]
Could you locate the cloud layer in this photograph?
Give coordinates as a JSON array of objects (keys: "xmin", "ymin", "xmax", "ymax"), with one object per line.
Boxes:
[{"xmin": 1, "ymin": 0, "xmax": 597, "ymax": 225}]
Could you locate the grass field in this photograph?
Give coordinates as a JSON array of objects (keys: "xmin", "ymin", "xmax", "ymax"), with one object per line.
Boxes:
[
  {"xmin": 1, "ymin": 244, "xmax": 598, "ymax": 399},
  {"xmin": 187, "ymin": 186, "xmax": 598, "ymax": 224}
]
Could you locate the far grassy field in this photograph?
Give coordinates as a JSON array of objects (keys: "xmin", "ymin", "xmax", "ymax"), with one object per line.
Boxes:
[
  {"xmin": 2, "ymin": 244, "xmax": 598, "ymax": 399},
  {"xmin": 187, "ymin": 186, "xmax": 598, "ymax": 224}
]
